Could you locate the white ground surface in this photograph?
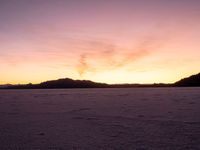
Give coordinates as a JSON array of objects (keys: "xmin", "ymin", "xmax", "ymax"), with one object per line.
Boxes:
[{"xmin": 0, "ymin": 88, "xmax": 200, "ymax": 150}]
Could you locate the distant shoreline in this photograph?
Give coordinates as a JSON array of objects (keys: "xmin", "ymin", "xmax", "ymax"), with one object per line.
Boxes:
[{"xmin": 2, "ymin": 87, "xmax": 200, "ymax": 91}]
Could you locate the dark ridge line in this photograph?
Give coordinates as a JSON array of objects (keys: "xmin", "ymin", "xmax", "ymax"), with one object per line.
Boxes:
[{"xmin": 1, "ymin": 72, "xmax": 200, "ymax": 89}]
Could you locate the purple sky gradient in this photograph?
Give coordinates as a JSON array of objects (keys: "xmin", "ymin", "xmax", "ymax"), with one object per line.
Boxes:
[{"xmin": 0, "ymin": 0, "xmax": 200, "ymax": 84}]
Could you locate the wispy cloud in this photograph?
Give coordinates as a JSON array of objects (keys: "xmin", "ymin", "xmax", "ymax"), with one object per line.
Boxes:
[
  {"xmin": 0, "ymin": 25, "xmax": 168, "ymax": 76},
  {"xmin": 75, "ymin": 35, "xmax": 166, "ymax": 76},
  {"xmin": 76, "ymin": 54, "xmax": 89, "ymax": 76}
]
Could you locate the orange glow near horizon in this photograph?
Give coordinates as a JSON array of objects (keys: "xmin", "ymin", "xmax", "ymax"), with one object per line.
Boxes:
[{"xmin": 0, "ymin": 0, "xmax": 200, "ymax": 84}]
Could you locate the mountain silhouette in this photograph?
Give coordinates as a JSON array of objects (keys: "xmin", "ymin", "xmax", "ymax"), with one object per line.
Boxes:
[
  {"xmin": 8, "ymin": 78, "xmax": 109, "ymax": 89},
  {"xmin": 1, "ymin": 72, "xmax": 200, "ymax": 89},
  {"xmin": 174, "ymin": 73, "xmax": 200, "ymax": 87}
]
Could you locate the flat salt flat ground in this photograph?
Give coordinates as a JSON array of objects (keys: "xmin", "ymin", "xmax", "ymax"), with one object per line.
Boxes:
[{"xmin": 0, "ymin": 88, "xmax": 200, "ymax": 150}]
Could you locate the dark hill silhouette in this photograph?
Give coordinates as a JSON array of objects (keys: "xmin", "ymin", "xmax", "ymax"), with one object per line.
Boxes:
[
  {"xmin": 8, "ymin": 78, "xmax": 109, "ymax": 89},
  {"xmin": 1, "ymin": 72, "xmax": 200, "ymax": 89},
  {"xmin": 3, "ymin": 79, "xmax": 170, "ymax": 89},
  {"xmin": 39, "ymin": 78, "xmax": 109, "ymax": 88},
  {"xmin": 174, "ymin": 73, "xmax": 200, "ymax": 87}
]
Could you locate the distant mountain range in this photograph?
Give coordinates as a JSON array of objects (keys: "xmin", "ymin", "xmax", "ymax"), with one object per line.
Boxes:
[
  {"xmin": 1, "ymin": 73, "xmax": 200, "ymax": 89},
  {"xmin": 4, "ymin": 79, "xmax": 109, "ymax": 89}
]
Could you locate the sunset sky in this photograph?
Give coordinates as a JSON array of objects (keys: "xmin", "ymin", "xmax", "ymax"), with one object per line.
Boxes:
[{"xmin": 0, "ymin": 0, "xmax": 200, "ymax": 84}]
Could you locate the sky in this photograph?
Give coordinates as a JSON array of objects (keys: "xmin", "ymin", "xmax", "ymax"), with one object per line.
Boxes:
[{"xmin": 0, "ymin": 0, "xmax": 200, "ymax": 84}]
